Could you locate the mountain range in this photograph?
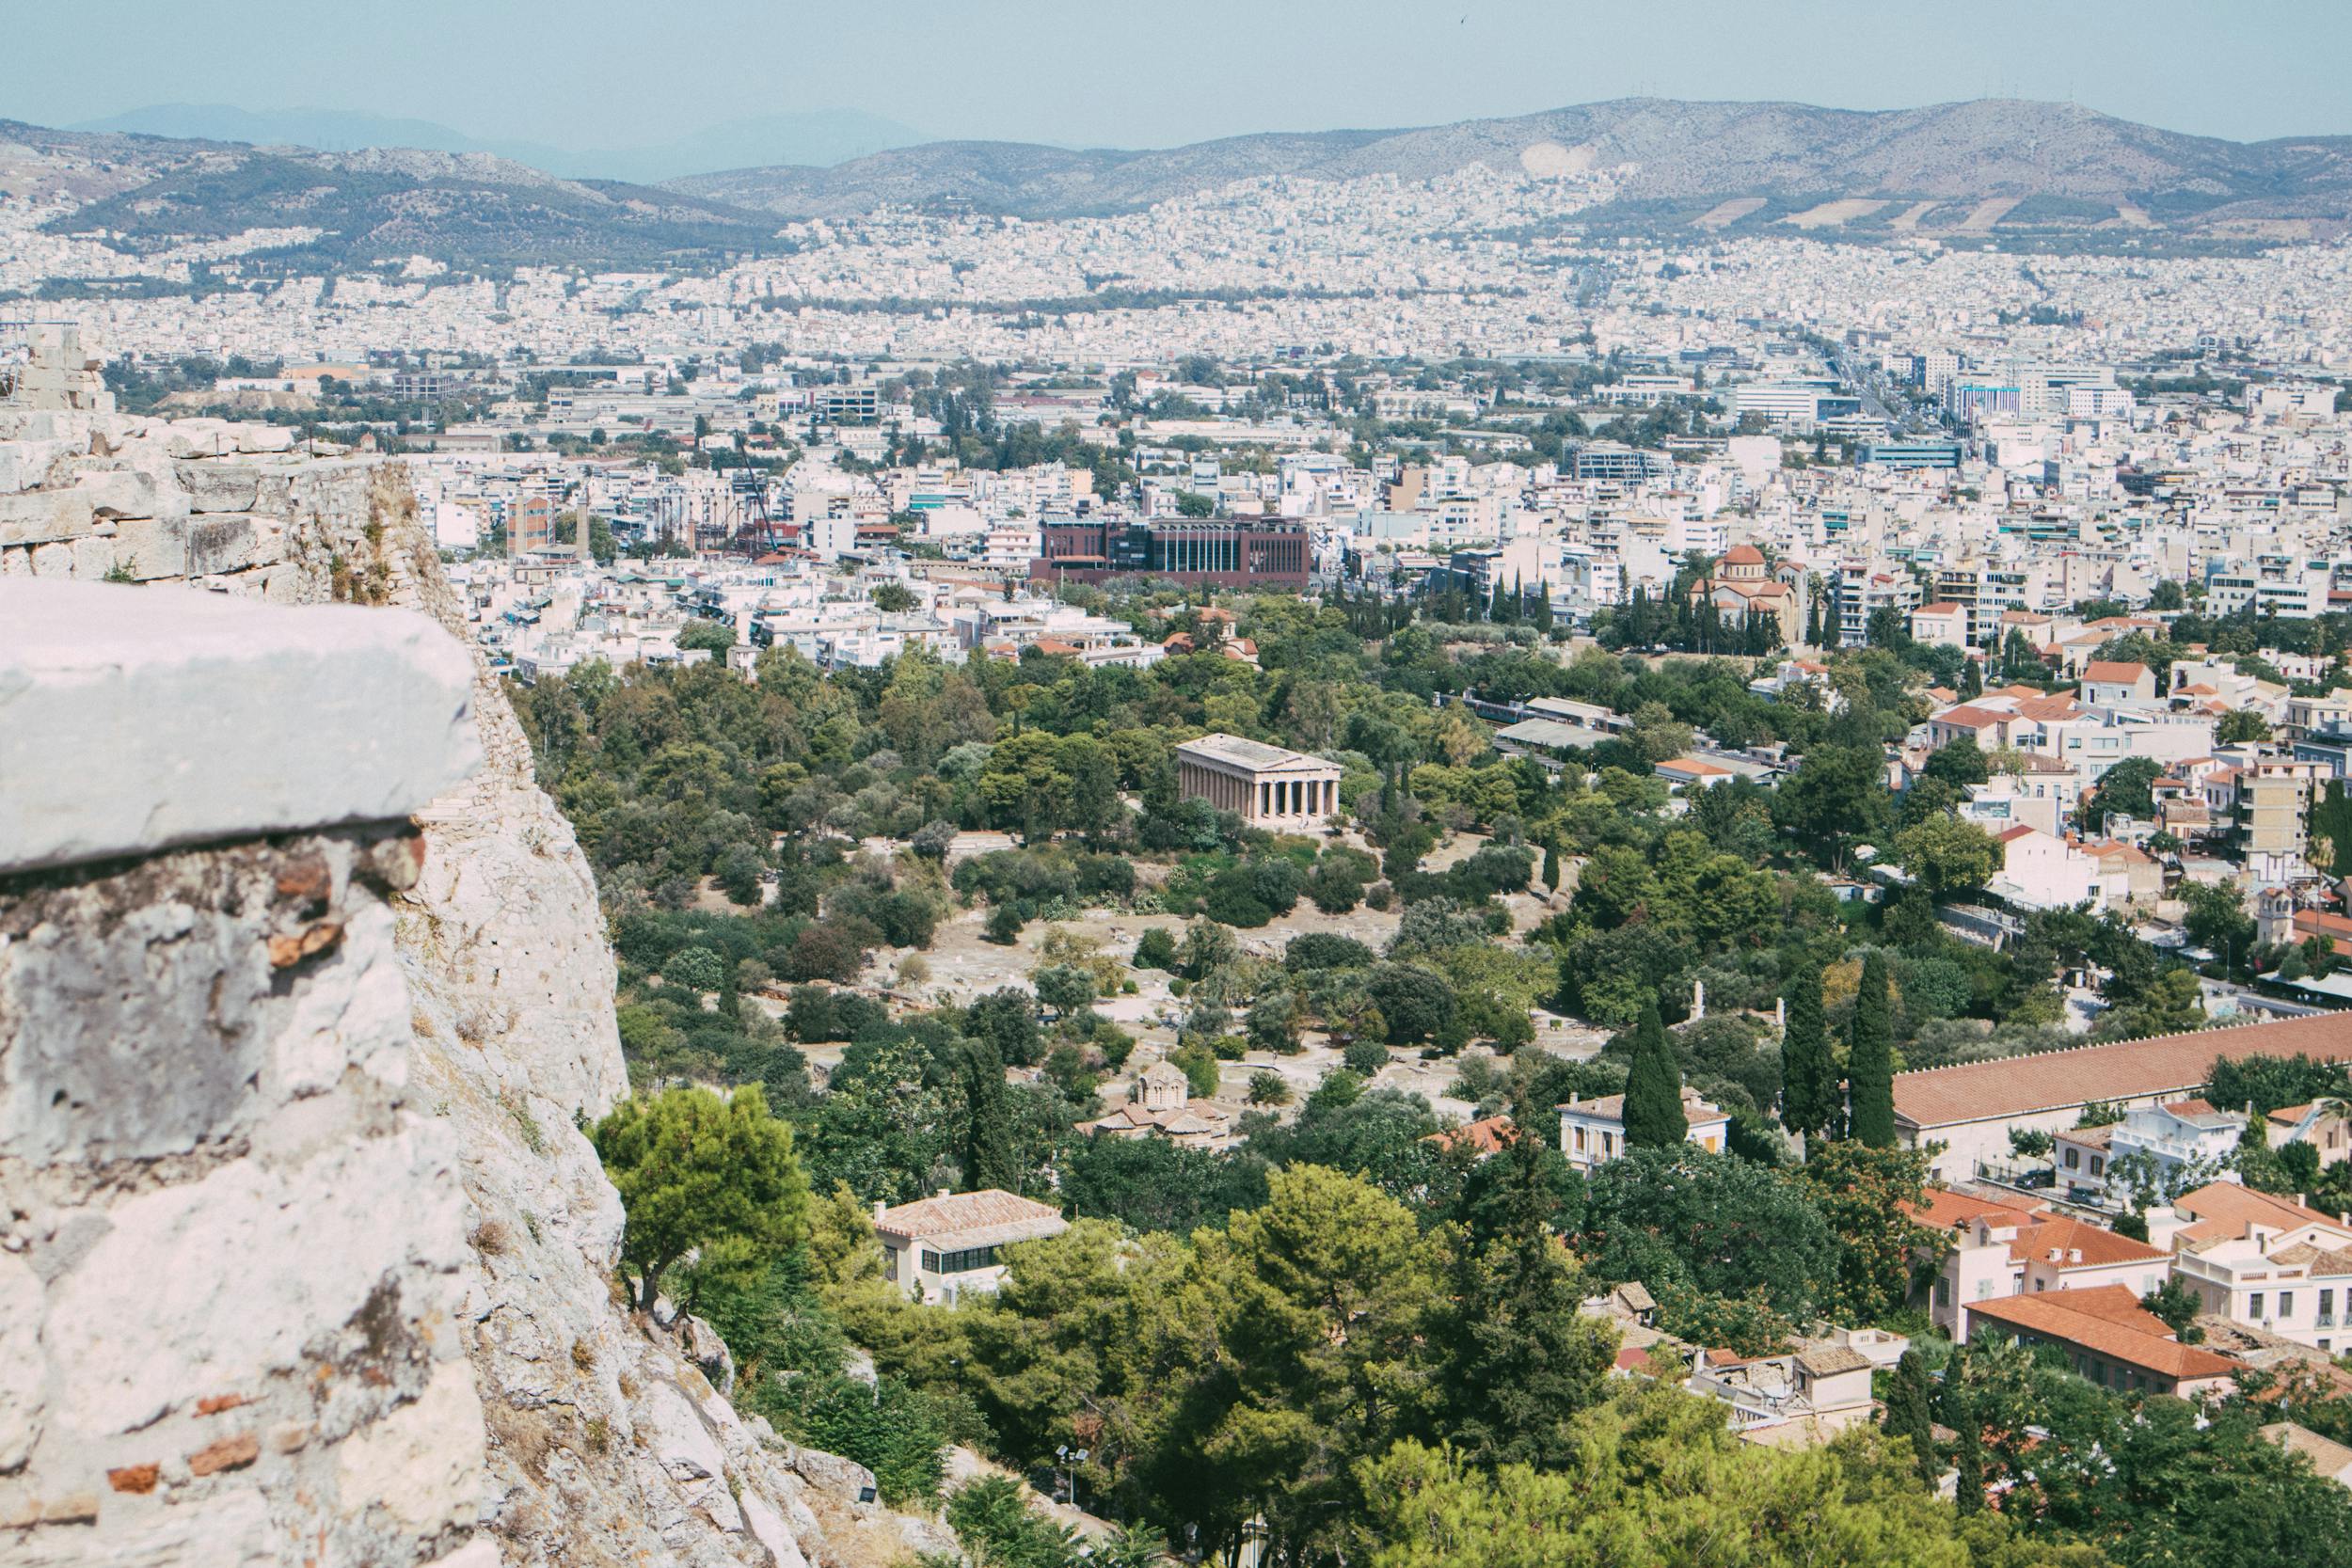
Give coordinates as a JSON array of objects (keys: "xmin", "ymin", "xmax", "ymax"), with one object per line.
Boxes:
[
  {"xmin": 7, "ymin": 97, "xmax": 2350, "ymax": 277},
  {"xmin": 671, "ymin": 98, "xmax": 2352, "ymax": 239},
  {"xmin": 69, "ymin": 103, "xmax": 928, "ymax": 182}
]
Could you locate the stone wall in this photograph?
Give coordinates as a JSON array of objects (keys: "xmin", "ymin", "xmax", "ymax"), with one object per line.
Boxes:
[{"xmin": 0, "ymin": 414, "xmax": 898, "ymax": 1567}]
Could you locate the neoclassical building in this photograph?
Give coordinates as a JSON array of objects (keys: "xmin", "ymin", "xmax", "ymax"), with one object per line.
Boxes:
[{"xmin": 1175, "ymin": 733, "xmax": 1343, "ymax": 829}]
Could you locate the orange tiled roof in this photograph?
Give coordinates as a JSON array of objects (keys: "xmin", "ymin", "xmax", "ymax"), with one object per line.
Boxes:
[
  {"xmin": 2085, "ymin": 660, "xmax": 2153, "ymax": 684},
  {"xmin": 2008, "ymin": 1214, "xmax": 2168, "ymax": 1270},
  {"xmin": 1967, "ymin": 1286, "xmax": 2237, "ymax": 1381},
  {"xmin": 1424, "ymin": 1114, "xmax": 1518, "ymax": 1154},
  {"xmin": 875, "ymin": 1189, "xmax": 1067, "ymax": 1248},
  {"xmin": 2172, "ymin": 1182, "xmax": 2348, "ymax": 1246},
  {"xmin": 1904, "ymin": 1188, "xmax": 2045, "ymax": 1232},
  {"xmin": 1892, "ymin": 1015, "xmax": 2352, "ymax": 1131}
]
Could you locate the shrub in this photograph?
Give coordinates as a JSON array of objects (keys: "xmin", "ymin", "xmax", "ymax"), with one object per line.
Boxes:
[{"xmin": 1133, "ymin": 927, "xmax": 1179, "ymax": 971}]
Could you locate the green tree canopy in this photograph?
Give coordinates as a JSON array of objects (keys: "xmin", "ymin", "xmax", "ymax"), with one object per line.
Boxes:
[{"xmin": 594, "ymin": 1085, "xmax": 809, "ymax": 1309}]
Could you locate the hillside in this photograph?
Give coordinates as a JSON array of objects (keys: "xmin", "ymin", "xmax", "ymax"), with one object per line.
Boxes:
[
  {"xmin": 8, "ymin": 97, "xmax": 2352, "ymax": 270},
  {"xmin": 673, "ymin": 97, "xmax": 2352, "ymax": 241},
  {"xmin": 0, "ymin": 119, "xmax": 787, "ymax": 273}
]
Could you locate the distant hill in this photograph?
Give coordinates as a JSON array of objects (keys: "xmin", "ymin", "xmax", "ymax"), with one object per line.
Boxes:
[
  {"xmin": 671, "ymin": 97, "xmax": 2352, "ymax": 242},
  {"xmin": 10, "ymin": 97, "xmax": 2352, "ymax": 274},
  {"xmin": 70, "ymin": 103, "xmax": 927, "ymax": 182},
  {"xmin": 0, "ymin": 119, "xmax": 786, "ymax": 273}
]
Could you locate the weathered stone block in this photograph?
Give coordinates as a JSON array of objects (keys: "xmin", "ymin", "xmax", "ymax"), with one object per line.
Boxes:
[
  {"xmin": 185, "ymin": 512, "xmax": 282, "ymax": 576},
  {"xmin": 0, "ymin": 488, "xmax": 93, "ymax": 547},
  {"xmin": 71, "ymin": 467, "xmax": 177, "ymax": 522},
  {"xmin": 26, "ymin": 541, "xmax": 71, "ymax": 577},
  {"xmin": 176, "ymin": 459, "xmax": 263, "ymax": 513},
  {"xmin": 108, "ymin": 514, "xmax": 189, "ymax": 579},
  {"xmin": 0, "ymin": 580, "xmax": 482, "ymax": 874},
  {"xmin": 68, "ymin": 534, "xmax": 115, "ymax": 579}
]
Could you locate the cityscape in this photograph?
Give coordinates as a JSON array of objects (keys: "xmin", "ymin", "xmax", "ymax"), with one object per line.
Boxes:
[{"xmin": 6, "ymin": 7, "xmax": 2352, "ymax": 1566}]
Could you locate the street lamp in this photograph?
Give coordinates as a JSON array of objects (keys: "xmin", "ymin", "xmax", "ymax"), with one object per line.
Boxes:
[{"xmin": 1055, "ymin": 1445, "xmax": 1090, "ymax": 1509}]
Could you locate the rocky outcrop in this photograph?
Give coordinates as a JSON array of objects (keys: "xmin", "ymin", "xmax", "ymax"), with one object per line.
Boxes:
[{"xmin": 0, "ymin": 398, "xmax": 882, "ymax": 1566}]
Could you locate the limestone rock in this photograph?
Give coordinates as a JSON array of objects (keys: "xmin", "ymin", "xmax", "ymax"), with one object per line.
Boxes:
[
  {"xmin": 790, "ymin": 1446, "xmax": 879, "ymax": 1503},
  {"xmin": 0, "ymin": 580, "xmax": 481, "ymax": 876},
  {"xmin": 334, "ymin": 1361, "xmax": 485, "ymax": 1534}
]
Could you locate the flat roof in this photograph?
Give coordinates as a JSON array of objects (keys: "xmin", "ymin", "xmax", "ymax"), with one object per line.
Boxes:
[{"xmin": 1176, "ymin": 732, "xmax": 1333, "ymax": 771}]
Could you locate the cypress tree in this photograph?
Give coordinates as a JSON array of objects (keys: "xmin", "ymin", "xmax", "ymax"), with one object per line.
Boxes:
[
  {"xmin": 1883, "ymin": 1349, "xmax": 1937, "ymax": 1484},
  {"xmin": 960, "ymin": 1037, "xmax": 1022, "ymax": 1193},
  {"xmin": 1779, "ymin": 962, "xmax": 1832, "ymax": 1144},
  {"xmin": 1620, "ymin": 997, "xmax": 1688, "ymax": 1149},
  {"xmin": 1542, "ymin": 842, "xmax": 1562, "ymax": 894},
  {"xmin": 1941, "ymin": 1345, "xmax": 1984, "ymax": 1514},
  {"xmin": 1849, "ymin": 951, "xmax": 1897, "ymax": 1148}
]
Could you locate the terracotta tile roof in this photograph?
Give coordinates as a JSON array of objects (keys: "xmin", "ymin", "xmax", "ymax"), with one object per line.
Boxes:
[
  {"xmin": 2085, "ymin": 660, "xmax": 2153, "ymax": 684},
  {"xmin": 1424, "ymin": 1114, "xmax": 1518, "ymax": 1154},
  {"xmin": 2265, "ymin": 1421, "xmax": 2352, "ymax": 1478},
  {"xmin": 2013, "ymin": 694, "xmax": 2085, "ymax": 721},
  {"xmin": 1904, "ymin": 1188, "xmax": 2045, "ymax": 1232},
  {"xmin": 1892, "ymin": 1015, "xmax": 2352, "ymax": 1131},
  {"xmin": 1933, "ymin": 704, "xmax": 2010, "ymax": 730},
  {"xmin": 1966, "ymin": 1286, "xmax": 2238, "ymax": 1381},
  {"xmin": 2058, "ymin": 1124, "xmax": 2115, "ymax": 1150},
  {"xmin": 2009, "ymin": 1215, "xmax": 2168, "ymax": 1270},
  {"xmin": 875, "ymin": 1189, "xmax": 1068, "ymax": 1249},
  {"xmin": 2172, "ymin": 1182, "xmax": 2349, "ymax": 1246}
]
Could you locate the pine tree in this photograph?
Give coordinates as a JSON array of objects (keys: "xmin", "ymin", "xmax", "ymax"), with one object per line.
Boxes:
[
  {"xmin": 1848, "ymin": 951, "xmax": 1897, "ymax": 1148},
  {"xmin": 1620, "ymin": 997, "xmax": 1688, "ymax": 1148},
  {"xmin": 1883, "ymin": 1349, "xmax": 1938, "ymax": 1484},
  {"xmin": 1779, "ymin": 962, "xmax": 1833, "ymax": 1145},
  {"xmin": 1434, "ymin": 1093, "xmax": 1616, "ymax": 1466},
  {"xmin": 960, "ymin": 1037, "xmax": 1022, "ymax": 1193}
]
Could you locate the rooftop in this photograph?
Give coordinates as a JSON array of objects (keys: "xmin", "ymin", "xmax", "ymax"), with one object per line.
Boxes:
[
  {"xmin": 874, "ymin": 1189, "xmax": 1068, "ymax": 1250},
  {"xmin": 1967, "ymin": 1285, "xmax": 2238, "ymax": 1381},
  {"xmin": 1892, "ymin": 1015, "xmax": 2352, "ymax": 1131},
  {"xmin": 1175, "ymin": 731, "xmax": 1331, "ymax": 771}
]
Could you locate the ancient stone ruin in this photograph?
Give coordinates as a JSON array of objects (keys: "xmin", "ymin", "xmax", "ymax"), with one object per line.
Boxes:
[{"xmin": 0, "ymin": 343, "xmax": 898, "ymax": 1566}]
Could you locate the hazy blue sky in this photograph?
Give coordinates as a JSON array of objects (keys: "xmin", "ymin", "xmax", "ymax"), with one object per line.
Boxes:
[{"xmin": 7, "ymin": 0, "xmax": 2346, "ymax": 150}]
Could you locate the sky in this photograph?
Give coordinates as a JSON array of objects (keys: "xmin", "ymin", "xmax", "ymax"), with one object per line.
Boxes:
[{"xmin": 6, "ymin": 0, "xmax": 2348, "ymax": 153}]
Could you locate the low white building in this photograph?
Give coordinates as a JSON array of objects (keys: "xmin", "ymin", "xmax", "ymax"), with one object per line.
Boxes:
[
  {"xmin": 1559, "ymin": 1085, "xmax": 1729, "ymax": 1174},
  {"xmin": 874, "ymin": 1188, "xmax": 1069, "ymax": 1306}
]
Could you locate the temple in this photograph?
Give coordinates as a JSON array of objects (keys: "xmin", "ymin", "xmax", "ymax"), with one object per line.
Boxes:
[{"xmin": 1175, "ymin": 732, "xmax": 1343, "ymax": 829}]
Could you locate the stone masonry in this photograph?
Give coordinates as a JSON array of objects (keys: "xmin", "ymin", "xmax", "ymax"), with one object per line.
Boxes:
[{"xmin": 0, "ymin": 372, "xmax": 911, "ymax": 1565}]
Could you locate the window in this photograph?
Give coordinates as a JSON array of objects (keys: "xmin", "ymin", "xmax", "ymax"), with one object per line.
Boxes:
[
  {"xmin": 2250, "ymin": 1292, "xmax": 2265, "ymax": 1319},
  {"xmin": 1574, "ymin": 1126, "xmax": 1587, "ymax": 1153},
  {"xmin": 1603, "ymin": 1132, "xmax": 1616, "ymax": 1157},
  {"xmin": 2063, "ymin": 1148, "xmax": 2080, "ymax": 1170},
  {"xmin": 921, "ymin": 1250, "xmax": 942, "ymax": 1275},
  {"xmin": 2090, "ymin": 1155, "xmax": 2105, "ymax": 1178},
  {"xmin": 883, "ymin": 1247, "xmax": 899, "ymax": 1283},
  {"xmin": 930, "ymin": 1245, "xmax": 1000, "ymax": 1275},
  {"xmin": 1934, "ymin": 1278, "xmax": 1950, "ymax": 1307},
  {"xmin": 2280, "ymin": 1292, "xmax": 2296, "ymax": 1320},
  {"xmin": 2323, "ymin": 1289, "xmax": 2335, "ymax": 1323}
]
